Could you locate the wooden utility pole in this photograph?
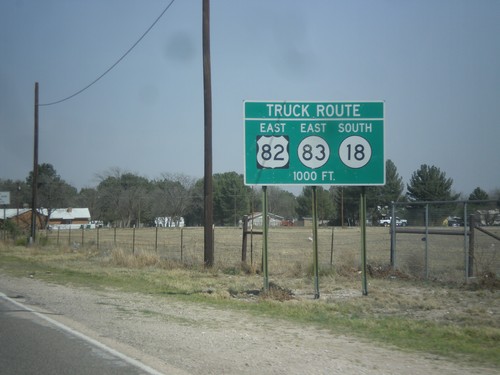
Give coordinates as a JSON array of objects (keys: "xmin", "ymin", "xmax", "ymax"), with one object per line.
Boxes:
[
  {"xmin": 30, "ymin": 82, "xmax": 39, "ymax": 244},
  {"xmin": 202, "ymin": 0, "xmax": 214, "ymax": 266}
]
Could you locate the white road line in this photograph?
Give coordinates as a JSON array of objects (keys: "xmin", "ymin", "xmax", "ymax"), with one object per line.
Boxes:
[{"xmin": 0, "ymin": 292, "xmax": 165, "ymax": 375}]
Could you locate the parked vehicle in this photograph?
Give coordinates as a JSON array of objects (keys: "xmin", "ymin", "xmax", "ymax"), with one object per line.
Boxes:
[
  {"xmin": 396, "ymin": 218, "xmax": 408, "ymax": 226},
  {"xmin": 378, "ymin": 217, "xmax": 407, "ymax": 227},
  {"xmin": 447, "ymin": 217, "xmax": 464, "ymax": 227}
]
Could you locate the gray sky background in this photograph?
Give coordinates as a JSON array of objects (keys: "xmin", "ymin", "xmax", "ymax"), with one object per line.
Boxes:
[{"xmin": 1, "ymin": 0, "xmax": 499, "ymax": 196}]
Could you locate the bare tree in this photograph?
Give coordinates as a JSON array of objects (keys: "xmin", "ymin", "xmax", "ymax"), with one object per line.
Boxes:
[{"xmin": 149, "ymin": 173, "xmax": 196, "ymax": 227}]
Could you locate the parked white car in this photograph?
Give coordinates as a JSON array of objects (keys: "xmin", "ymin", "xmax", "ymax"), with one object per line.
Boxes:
[{"xmin": 378, "ymin": 217, "xmax": 407, "ymax": 227}]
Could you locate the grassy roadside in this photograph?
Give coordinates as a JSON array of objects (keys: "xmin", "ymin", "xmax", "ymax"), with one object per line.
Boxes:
[{"xmin": 1, "ymin": 244, "xmax": 499, "ymax": 369}]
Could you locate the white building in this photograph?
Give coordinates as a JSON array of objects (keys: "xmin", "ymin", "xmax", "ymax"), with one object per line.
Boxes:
[{"xmin": 154, "ymin": 216, "xmax": 185, "ymax": 228}]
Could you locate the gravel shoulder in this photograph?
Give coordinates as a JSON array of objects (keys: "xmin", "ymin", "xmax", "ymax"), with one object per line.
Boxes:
[{"xmin": 0, "ymin": 273, "xmax": 497, "ymax": 375}]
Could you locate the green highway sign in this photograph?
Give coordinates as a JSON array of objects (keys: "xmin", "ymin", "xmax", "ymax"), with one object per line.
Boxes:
[{"xmin": 244, "ymin": 101, "xmax": 385, "ymax": 186}]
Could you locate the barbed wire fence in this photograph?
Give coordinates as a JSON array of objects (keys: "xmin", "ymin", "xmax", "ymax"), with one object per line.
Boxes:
[{"xmin": 19, "ymin": 198, "xmax": 499, "ymax": 285}]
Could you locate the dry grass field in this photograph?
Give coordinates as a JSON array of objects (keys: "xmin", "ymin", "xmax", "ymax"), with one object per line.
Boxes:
[
  {"xmin": 45, "ymin": 226, "xmax": 388, "ymax": 267},
  {"xmin": 43, "ymin": 225, "xmax": 500, "ymax": 287}
]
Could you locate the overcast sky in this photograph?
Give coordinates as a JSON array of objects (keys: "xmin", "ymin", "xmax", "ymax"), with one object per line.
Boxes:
[{"xmin": 1, "ymin": 0, "xmax": 499, "ymax": 196}]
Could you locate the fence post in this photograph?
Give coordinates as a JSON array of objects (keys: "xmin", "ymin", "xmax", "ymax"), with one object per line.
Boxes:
[
  {"xmin": 155, "ymin": 226, "xmax": 158, "ymax": 253},
  {"xmin": 180, "ymin": 227, "xmax": 184, "ymax": 262},
  {"xmin": 468, "ymin": 214, "xmax": 475, "ymax": 278},
  {"xmin": 424, "ymin": 204, "xmax": 429, "ymax": 280},
  {"xmin": 464, "ymin": 202, "xmax": 468, "ymax": 280},
  {"xmin": 96, "ymin": 226, "xmax": 100, "ymax": 250},
  {"xmin": 250, "ymin": 221, "xmax": 254, "ymax": 266},
  {"xmin": 390, "ymin": 202, "xmax": 396, "ymax": 270},
  {"xmin": 241, "ymin": 215, "xmax": 248, "ymax": 262},
  {"xmin": 132, "ymin": 226, "xmax": 136, "ymax": 255},
  {"xmin": 330, "ymin": 226, "xmax": 334, "ymax": 266},
  {"xmin": 81, "ymin": 226, "xmax": 84, "ymax": 247}
]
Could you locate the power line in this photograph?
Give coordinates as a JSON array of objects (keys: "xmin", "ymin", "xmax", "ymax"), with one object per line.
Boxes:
[{"xmin": 40, "ymin": 0, "xmax": 176, "ymax": 107}]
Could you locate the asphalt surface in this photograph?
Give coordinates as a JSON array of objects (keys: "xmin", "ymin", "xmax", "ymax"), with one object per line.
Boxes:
[{"xmin": 0, "ymin": 293, "xmax": 162, "ymax": 375}]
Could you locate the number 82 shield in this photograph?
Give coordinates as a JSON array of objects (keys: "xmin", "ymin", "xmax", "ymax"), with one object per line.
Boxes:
[{"xmin": 256, "ymin": 136, "xmax": 289, "ymax": 169}]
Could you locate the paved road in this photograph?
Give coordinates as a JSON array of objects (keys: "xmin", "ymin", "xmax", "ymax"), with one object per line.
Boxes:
[{"xmin": 0, "ymin": 293, "xmax": 163, "ymax": 375}]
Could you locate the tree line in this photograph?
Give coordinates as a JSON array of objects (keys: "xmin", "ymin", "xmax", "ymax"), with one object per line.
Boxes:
[{"xmin": 0, "ymin": 161, "xmax": 497, "ymax": 228}]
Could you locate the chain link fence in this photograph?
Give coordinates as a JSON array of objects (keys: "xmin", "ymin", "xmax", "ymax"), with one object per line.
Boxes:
[{"xmin": 390, "ymin": 200, "xmax": 500, "ymax": 282}]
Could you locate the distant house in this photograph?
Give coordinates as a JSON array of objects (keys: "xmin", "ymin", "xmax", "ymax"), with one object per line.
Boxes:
[
  {"xmin": 245, "ymin": 212, "xmax": 284, "ymax": 229},
  {"xmin": 47, "ymin": 208, "xmax": 91, "ymax": 230},
  {"xmin": 301, "ymin": 217, "xmax": 313, "ymax": 227},
  {"xmin": 475, "ymin": 209, "xmax": 500, "ymax": 226},
  {"xmin": 0, "ymin": 208, "xmax": 41, "ymax": 231},
  {"xmin": 1, "ymin": 207, "xmax": 92, "ymax": 231},
  {"xmin": 299, "ymin": 217, "xmax": 330, "ymax": 227}
]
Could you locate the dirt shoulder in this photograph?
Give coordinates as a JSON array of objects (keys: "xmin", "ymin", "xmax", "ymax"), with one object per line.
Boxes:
[{"xmin": 0, "ymin": 273, "xmax": 497, "ymax": 375}]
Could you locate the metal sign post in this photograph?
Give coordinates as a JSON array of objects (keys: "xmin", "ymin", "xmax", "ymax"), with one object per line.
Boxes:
[
  {"xmin": 262, "ymin": 186, "xmax": 269, "ymax": 291},
  {"xmin": 360, "ymin": 187, "xmax": 368, "ymax": 296},
  {"xmin": 312, "ymin": 186, "xmax": 320, "ymax": 299}
]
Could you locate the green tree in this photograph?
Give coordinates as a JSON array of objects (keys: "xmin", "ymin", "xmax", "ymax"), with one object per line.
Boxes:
[
  {"xmin": 406, "ymin": 164, "xmax": 459, "ymax": 202},
  {"xmin": 369, "ymin": 159, "xmax": 406, "ymax": 221},
  {"xmin": 247, "ymin": 186, "xmax": 262, "ymax": 214},
  {"xmin": 296, "ymin": 186, "xmax": 335, "ymax": 223},
  {"xmin": 334, "ymin": 187, "xmax": 363, "ymax": 226},
  {"xmin": 467, "ymin": 187, "xmax": 496, "ymax": 225},
  {"xmin": 334, "ymin": 185, "xmax": 392, "ymax": 226},
  {"xmin": 213, "ymin": 172, "xmax": 251, "ymax": 226},
  {"xmin": 185, "ymin": 175, "xmax": 251, "ymax": 227},
  {"xmin": 26, "ymin": 163, "xmax": 77, "ymax": 228},
  {"xmin": 468, "ymin": 187, "xmax": 489, "ymax": 201},
  {"xmin": 95, "ymin": 169, "xmax": 150, "ymax": 227},
  {"xmin": 184, "ymin": 178, "xmax": 204, "ymax": 226},
  {"xmin": 377, "ymin": 159, "xmax": 405, "ymax": 204},
  {"xmin": 266, "ymin": 186, "xmax": 297, "ymax": 219}
]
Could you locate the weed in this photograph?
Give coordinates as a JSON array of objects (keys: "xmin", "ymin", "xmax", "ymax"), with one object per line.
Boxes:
[
  {"xmin": 110, "ymin": 248, "xmax": 161, "ymax": 268},
  {"xmin": 260, "ymin": 282, "xmax": 294, "ymax": 301}
]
